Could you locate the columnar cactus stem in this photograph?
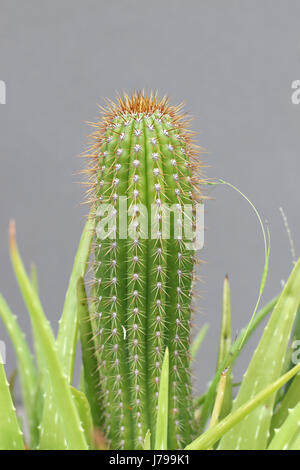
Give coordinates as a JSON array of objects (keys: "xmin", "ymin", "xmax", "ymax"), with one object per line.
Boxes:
[{"xmin": 84, "ymin": 91, "xmax": 203, "ymax": 450}]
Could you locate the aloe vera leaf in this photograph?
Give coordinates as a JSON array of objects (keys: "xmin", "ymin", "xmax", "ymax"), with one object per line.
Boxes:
[
  {"xmin": 216, "ymin": 275, "xmax": 232, "ymax": 418},
  {"xmin": 79, "ymin": 365, "xmax": 85, "ymax": 393},
  {"xmin": 155, "ymin": 348, "xmax": 169, "ymax": 450},
  {"xmin": 30, "ymin": 347, "xmax": 45, "ymax": 446},
  {"xmin": 185, "ymin": 360, "xmax": 300, "ymax": 450},
  {"xmin": 71, "ymin": 386, "xmax": 94, "ymax": 449},
  {"xmin": 218, "ymin": 258, "xmax": 300, "ymax": 450},
  {"xmin": 190, "ymin": 323, "xmax": 209, "ymax": 361},
  {"xmin": 28, "ymin": 263, "xmax": 46, "ymax": 418},
  {"xmin": 38, "ymin": 218, "xmax": 94, "ymax": 449},
  {"xmin": 268, "ymin": 399, "xmax": 300, "ymax": 449},
  {"xmin": 0, "ymin": 294, "xmax": 37, "ymax": 446},
  {"xmin": 56, "ymin": 214, "xmax": 95, "ymax": 382},
  {"xmin": 143, "ymin": 430, "xmax": 151, "ymax": 450},
  {"xmin": 269, "ymin": 308, "xmax": 300, "ymax": 436},
  {"xmin": 28, "ymin": 263, "xmax": 46, "ymax": 379},
  {"xmin": 271, "ymin": 372, "xmax": 300, "ymax": 434},
  {"xmin": 0, "ymin": 360, "xmax": 24, "ymax": 450},
  {"xmin": 9, "ymin": 221, "xmax": 88, "ymax": 450},
  {"xmin": 38, "ymin": 384, "xmax": 67, "ymax": 450},
  {"xmin": 29, "ymin": 260, "xmax": 45, "ymax": 424},
  {"xmin": 30, "ymin": 379, "xmax": 44, "ymax": 448},
  {"xmin": 201, "ymin": 294, "xmax": 278, "ymax": 430},
  {"xmin": 284, "ymin": 306, "xmax": 300, "ymax": 383},
  {"xmin": 77, "ymin": 277, "xmax": 103, "ymax": 429},
  {"xmin": 30, "ymin": 263, "xmax": 39, "ymax": 295},
  {"xmin": 8, "ymin": 369, "xmax": 18, "ymax": 404},
  {"xmin": 287, "ymin": 429, "xmax": 300, "ymax": 449}
]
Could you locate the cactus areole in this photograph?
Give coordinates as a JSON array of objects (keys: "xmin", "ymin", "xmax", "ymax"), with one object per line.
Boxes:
[{"xmin": 85, "ymin": 91, "xmax": 203, "ymax": 449}]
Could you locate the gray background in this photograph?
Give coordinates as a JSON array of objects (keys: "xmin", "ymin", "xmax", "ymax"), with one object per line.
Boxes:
[{"xmin": 0, "ymin": 0, "xmax": 299, "ymax": 398}]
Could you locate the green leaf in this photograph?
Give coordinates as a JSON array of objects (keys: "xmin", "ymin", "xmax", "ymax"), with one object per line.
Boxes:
[
  {"xmin": 217, "ymin": 275, "xmax": 232, "ymax": 368},
  {"xmin": 270, "ymin": 308, "xmax": 300, "ymax": 423},
  {"xmin": 216, "ymin": 275, "xmax": 232, "ymax": 418},
  {"xmin": 155, "ymin": 347, "xmax": 169, "ymax": 450},
  {"xmin": 56, "ymin": 214, "xmax": 95, "ymax": 382},
  {"xmin": 9, "ymin": 221, "xmax": 88, "ymax": 450},
  {"xmin": 0, "ymin": 360, "xmax": 24, "ymax": 450},
  {"xmin": 287, "ymin": 428, "xmax": 300, "ymax": 449},
  {"xmin": 30, "ymin": 263, "xmax": 39, "ymax": 295},
  {"xmin": 201, "ymin": 294, "xmax": 278, "ymax": 430},
  {"xmin": 71, "ymin": 387, "xmax": 94, "ymax": 449},
  {"xmin": 0, "ymin": 294, "xmax": 37, "ymax": 447},
  {"xmin": 143, "ymin": 430, "xmax": 151, "ymax": 450},
  {"xmin": 185, "ymin": 360, "xmax": 300, "ymax": 450},
  {"xmin": 28, "ymin": 262, "xmax": 46, "ymax": 428},
  {"xmin": 270, "ymin": 372, "xmax": 300, "ymax": 436},
  {"xmin": 39, "ymin": 216, "xmax": 94, "ymax": 449},
  {"xmin": 8, "ymin": 368, "xmax": 18, "ymax": 403},
  {"xmin": 77, "ymin": 277, "xmax": 103, "ymax": 429},
  {"xmin": 79, "ymin": 365, "xmax": 85, "ymax": 393},
  {"xmin": 219, "ymin": 258, "xmax": 300, "ymax": 450},
  {"xmin": 30, "ymin": 379, "xmax": 44, "ymax": 447},
  {"xmin": 268, "ymin": 398, "xmax": 300, "ymax": 449},
  {"xmin": 209, "ymin": 369, "xmax": 228, "ymax": 430},
  {"xmin": 283, "ymin": 305, "xmax": 300, "ymax": 387},
  {"xmin": 190, "ymin": 323, "xmax": 209, "ymax": 361}
]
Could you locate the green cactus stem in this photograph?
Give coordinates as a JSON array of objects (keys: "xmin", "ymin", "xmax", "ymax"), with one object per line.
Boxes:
[{"xmin": 84, "ymin": 91, "xmax": 203, "ymax": 450}]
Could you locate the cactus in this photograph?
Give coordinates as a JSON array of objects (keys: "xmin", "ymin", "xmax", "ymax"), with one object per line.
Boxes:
[{"xmin": 85, "ymin": 91, "xmax": 203, "ymax": 449}]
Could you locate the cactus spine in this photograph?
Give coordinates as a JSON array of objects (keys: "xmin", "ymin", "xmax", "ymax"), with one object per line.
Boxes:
[{"xmin": 85, "ymin": 91, "xmax": 203, "ymax": 450}]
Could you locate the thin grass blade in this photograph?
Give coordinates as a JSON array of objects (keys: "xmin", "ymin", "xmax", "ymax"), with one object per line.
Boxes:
[
  {"xmin": 216, "ymin": 275, "xmax": 232, "ymax": 418},
  {"xmin": 209, "ymin": 369, "xmax": 228, "ymax": 430}
]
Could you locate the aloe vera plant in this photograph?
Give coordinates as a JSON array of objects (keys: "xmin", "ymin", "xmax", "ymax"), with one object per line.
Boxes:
[{"xmin": 1, "ymin": 91, "xmax": 300, "ymax": 451}]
